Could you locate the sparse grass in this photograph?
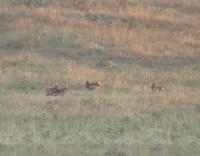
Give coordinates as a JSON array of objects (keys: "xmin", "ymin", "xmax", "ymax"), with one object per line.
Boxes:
[{"xmin": 0, "ymin": 0, "xmax": 200, "ymax": 156}]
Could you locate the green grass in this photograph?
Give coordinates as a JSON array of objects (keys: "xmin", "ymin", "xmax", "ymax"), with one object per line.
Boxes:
[{"xmin": 0, "ymin": 0, "xmax": 200, "ymax": 156}]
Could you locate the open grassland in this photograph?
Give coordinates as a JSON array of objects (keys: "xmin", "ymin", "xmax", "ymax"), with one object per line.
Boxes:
[{"xmin": 0, "ymin": 0, "xmax": 200, "ymax": 155}]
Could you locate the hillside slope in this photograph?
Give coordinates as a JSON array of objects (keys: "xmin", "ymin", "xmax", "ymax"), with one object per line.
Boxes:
[{"xmin": 0, "ymin": 1, "xmax": 200, "ymax": 156}]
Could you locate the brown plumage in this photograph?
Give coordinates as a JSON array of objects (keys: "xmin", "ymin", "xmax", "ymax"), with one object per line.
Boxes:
[
  {"xmin": 46, "ymin": 82, "xmax": 59, "ymax": 96},
  {"xmin": 85, "ymin": 81, "xmax": 101, "ymax": 90},
  {"xmin": 151, "ymin": 82, "xmax": 163, "ymax": 91},
  {"xmin": 53, "ymin": 85, "xmax": 68, "ymax": 96},
  {"xmin": 46, "ymin": 82, "xmax": 68, "ymax": 96}
]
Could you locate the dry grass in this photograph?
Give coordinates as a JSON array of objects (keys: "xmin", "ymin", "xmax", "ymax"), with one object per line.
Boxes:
[
  {"xmin": 1, "ymin": 0, "xmax": 200, "ymax": 56},
  {"xmin": 0, "ymin": 0, "xmax": 200, "ymax": 156}
]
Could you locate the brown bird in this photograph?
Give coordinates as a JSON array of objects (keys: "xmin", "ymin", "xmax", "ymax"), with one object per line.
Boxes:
[
  {"xmin": 52, "ymin": 85, "xmax": 68, "ymax": 96},
  {"xmin": 85, "ymin": 81, "xmax": 101, "ymax": 90},
  {"xmin": 46, "ymin": 82, "xmax": 59, "ymax": 96},
  {"xmin": 151, "ymin": 82, "xmax": 163, "ymax": 91}
]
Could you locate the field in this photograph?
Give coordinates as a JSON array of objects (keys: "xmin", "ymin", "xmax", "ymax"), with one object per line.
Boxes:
[{"xmin": 0, "ymin": 0, "xmax": 200, "ymax": 155}]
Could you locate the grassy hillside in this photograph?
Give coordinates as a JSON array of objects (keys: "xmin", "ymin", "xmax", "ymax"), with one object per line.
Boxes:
[{"xmin": 0, "ymin": 0, "xmax": 200, "ymax": 156}]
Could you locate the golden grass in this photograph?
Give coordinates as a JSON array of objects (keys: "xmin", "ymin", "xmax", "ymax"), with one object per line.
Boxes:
[
  {"xmin": 1, "ymin": 0, "xmax": 199, "ymax": 57},
  {"xmin": 0, "ymin": 1, "xmax": 200, "ymax": 155},
  {"xmin": 64, "ymin": 66, "xmax": 106, "ymax": 84},
  {"xmin": 1, "ymin": 52, "xmax": 44, "ymax": 63}
]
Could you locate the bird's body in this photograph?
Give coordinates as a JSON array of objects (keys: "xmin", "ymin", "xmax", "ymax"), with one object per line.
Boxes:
[
  {"xmin": 46, "ymin": 83, "xmax": 59, "ymax": 96},
  {"xmin": 46, "ymin": 82, "xmax": 68, "ymax": 96},
  {"xmin": 52, "ymin": 86, "xmax": 68, "ymax": 96},
  {"xmin": 86, "ymin": 81, "xmax": 101, "ymax": 89},
  {"xmin": 151, "ymin": 82, "xmax": 163, "ymax": 91}
]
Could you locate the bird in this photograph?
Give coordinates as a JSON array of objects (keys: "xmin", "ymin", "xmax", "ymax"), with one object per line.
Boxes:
[
  {"xmin": 151, "ymin": 82, "xmax": 163, "ymax": 91},
  {"xmin": 85, "ymin": 81, "xmax": 101, "ymax": 90}
]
